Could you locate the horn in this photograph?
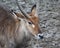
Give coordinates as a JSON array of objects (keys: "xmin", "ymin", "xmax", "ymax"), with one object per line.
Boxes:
[{"xmin": 16, "ymin": 0, "xmax": 30, "ymax": 19}]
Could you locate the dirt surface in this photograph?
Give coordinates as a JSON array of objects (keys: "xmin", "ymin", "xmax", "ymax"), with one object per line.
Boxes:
[{"xmin": 0, "ymin": 0, "xmax": 60, "ymax": 48}]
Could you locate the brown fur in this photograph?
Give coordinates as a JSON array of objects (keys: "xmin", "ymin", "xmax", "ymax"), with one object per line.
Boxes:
[
  {"xmin": 0, "ymin": 4, "xmax": 41, "ymax": 48},
  {"xmin": 15, "ymin": 9, "xmax": 41, "ymax": 35}
]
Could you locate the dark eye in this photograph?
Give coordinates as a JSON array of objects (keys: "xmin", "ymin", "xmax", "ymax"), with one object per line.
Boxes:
[{"xmin": 28, "ymin": 22, "xmax": 32, "ymax": 24}]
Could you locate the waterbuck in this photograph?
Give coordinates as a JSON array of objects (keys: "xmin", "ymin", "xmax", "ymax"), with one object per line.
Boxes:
[{"xmin": 0, "ymin": 0, "xmax": 43, "ymax": 48}]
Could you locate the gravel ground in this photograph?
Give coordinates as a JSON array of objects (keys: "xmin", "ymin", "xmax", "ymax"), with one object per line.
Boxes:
[{"xmin": 0, "ymin": 0, "xmax": 60, "ymax": 48}]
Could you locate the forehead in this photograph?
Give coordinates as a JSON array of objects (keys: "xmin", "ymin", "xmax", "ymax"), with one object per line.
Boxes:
[
  {"xmin": 15, "ymin": 12, "xmax": 39, "ymax": 24},
  {"xmin": 28, "ymin": 17, "xmax": 39, "ymax": 24}
]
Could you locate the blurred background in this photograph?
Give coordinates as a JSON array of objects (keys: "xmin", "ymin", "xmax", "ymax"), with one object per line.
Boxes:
[{"xmin": 0, "ymin": 0, "xmax": 60, "ymax": 48}]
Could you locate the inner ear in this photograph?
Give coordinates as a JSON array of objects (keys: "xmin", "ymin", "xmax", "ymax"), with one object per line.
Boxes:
[
  {"xmin": 13, "ymin": 11, "xmax": 25, "ymax": 19},
  {"xmin": 12, "ymin": 12, "xmax": 23, "ymax": 21},
  {"xmin": 31, "ymin": 4, "xmax": 37, "ymax": 16},
  {"xmin": 31, "ymin": 4, "xmax": 36, "ymax": 12}
]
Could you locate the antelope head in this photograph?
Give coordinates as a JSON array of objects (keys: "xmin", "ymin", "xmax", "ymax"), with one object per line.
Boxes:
[{"xmin": 13, "ymin": 0, "xmax": 44, "ymax": 39}]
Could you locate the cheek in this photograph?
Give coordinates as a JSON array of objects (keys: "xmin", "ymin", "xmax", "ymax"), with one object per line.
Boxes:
[
  {"xmin": 26, "ymin": 23, "xmax": 35, "ymax": 34},
  {"xmin": 33, "ymin": 26, "xmax": 39, "ymax": 34},
  {"xmin": 26, "ymin": 23, "xmax": 32, "ymax": 30},
  {"xmin": 27, "ymin": 25, "xmax": 33, "ymax": 31},
  {"xmin": 32, "ymin": 24, "xmax": 35, "ymax": 28},
  {"xmin": 26, "ymin": 23, "xmax": 39, "ymax": 35}
]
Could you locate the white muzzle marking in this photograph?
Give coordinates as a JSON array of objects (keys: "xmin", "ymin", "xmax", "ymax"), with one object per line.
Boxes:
[{"xmin": 34, "ymin": 33, "xmax": 44, "ymax": 39}]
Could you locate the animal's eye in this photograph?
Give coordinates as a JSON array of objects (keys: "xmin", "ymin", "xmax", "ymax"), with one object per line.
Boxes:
[{"xmin": 28, "ymin": 22, "xmax": 32, "ymax": 24}]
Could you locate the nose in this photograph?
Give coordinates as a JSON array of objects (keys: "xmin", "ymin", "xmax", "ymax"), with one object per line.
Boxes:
[
  {"xmin": 38, "ymin": 34, "xmax": 44, "ymax": 39},
  {"xmin": 38, "ymin": 30, "xmax": 44, "ymax": 39},
  {"xmin": 35, "ymin": 33, "xmax": 44, "ymax": 39}
]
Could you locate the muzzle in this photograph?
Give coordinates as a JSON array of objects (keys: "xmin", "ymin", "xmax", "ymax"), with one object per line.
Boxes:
[{"xmin": 34, "ymin": 33, "xmax": 44, "ymax": 39}]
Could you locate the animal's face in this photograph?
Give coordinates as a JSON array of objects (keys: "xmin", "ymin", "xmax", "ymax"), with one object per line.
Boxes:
[
  {"xmin": 26, "ymin": 15, "xmax": 40, "ymax": 36},
  {"xmin": 22, "ymin": 17, "xmax": 39, "ymax": 35},
  {"xmin": 13, "ymin": 3, "xmax": 44, "ymax": 39}
]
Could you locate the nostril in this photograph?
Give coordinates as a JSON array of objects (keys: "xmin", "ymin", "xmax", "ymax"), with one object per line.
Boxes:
[
  {"xmin": 38, "ymin": 33, "xmax": 44, "ymax": 39},
  {"xmin": 34, "ymin": 34, "xmax": 44, "ymax": 39},
  {"xmin": 39, "ymin": 35, "xmax": 43, "ymax": 39}
]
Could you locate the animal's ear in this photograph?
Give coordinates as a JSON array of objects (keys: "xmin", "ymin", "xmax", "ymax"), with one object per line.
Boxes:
[
  {"xmin": 31, "ymin": 4, "xmax": 37, "ymax": 16},
  {"xmin": 13, "ymin": 12, "xmax": 24, "ymax": 18}
]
